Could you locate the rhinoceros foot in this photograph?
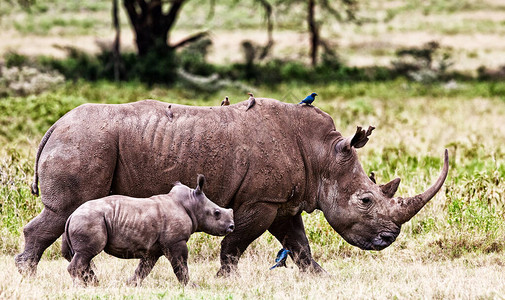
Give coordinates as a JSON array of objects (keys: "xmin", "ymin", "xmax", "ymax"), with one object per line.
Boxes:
[
  {"xmin": 301, "ymin": 260, "xmax": 327, "ymax": 274},
  {"xmin": 216, "ymin": 264, "xmax": 238, "ymax": 277},
  {"xmin": 14, "ymin": 253, "xmax": 38, "ymax": 277}
]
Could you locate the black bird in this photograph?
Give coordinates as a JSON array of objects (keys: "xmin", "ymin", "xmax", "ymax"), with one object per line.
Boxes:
[{"xmin": 270, "ymin": 248, "xmax": 290, "ymax": 270}]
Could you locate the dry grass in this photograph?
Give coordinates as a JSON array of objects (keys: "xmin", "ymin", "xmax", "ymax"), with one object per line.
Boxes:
[
  {"xmin": 2, "ymin": 81, "xmax": 505, "ymax": 298},
  {"xmin": 1, "ymin": 249, "xmax": 505, "ymax": 299}
]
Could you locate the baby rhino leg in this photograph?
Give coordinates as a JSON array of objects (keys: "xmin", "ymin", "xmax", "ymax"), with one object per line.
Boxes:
[
  {"xmin": 164, "ymin": 240, "xmax": 189, "ymax": 285},
  {"xmin": 68, "ymin": 253, "xmax": 99, "ymax": 286},
  {"xmin": 66, "ymin": 218, "xmax": 107, "ymax": 286},
  {"xmin": 127, "ymin": 256, "xmax": 159, "ymax": 286}
]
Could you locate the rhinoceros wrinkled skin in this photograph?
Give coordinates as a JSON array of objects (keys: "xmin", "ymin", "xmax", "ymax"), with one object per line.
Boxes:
[
  {"xmin": 62, "ymin": 175, "xmax": 234, "ymax": 286},
  {"xmin": 15, "ymin": 98, "xmax": 449, "ymax": 276}
]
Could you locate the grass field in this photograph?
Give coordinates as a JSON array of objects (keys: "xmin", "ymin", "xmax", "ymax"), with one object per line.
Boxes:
[
  {"xmin": 1, "ymin": 0, "xmax": 505, "ymax": 298},
  {"xmin": 1, "ymin": 80, "xmax": 504, "ymax": 298},
  {"xmin": 1, "ymin": 251, "xmax": 505, "ymax": 299}
]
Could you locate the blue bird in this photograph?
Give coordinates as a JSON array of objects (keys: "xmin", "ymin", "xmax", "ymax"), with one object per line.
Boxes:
[
  {"xmin": 269, "ymin": 248, "xmax": 290, "ymax": 270},
  {"xmin": 299, "ymin": 92, "xmax": 318, "ymax": 106}
]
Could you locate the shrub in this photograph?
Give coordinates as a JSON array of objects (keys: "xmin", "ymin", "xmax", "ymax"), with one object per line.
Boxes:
[
  {"xmin": 0, "ymin": 148, "xmax": 40, "ymax": 254},
  {"xmin": 392, "ymin": 41, "xmax": 454, "ymax": 83},
  {"xmin": 0, "ymin": 66, "xmax": 64, "ymax": 97},
  {"xmin": 177, "ymin": 38, "xmax": 216, "ymax": 76}
]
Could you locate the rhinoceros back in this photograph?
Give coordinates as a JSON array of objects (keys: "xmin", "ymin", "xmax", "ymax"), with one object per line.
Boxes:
[{"xmin": 36, "ymin": 99, "xmax": 337, "ymax": 212}]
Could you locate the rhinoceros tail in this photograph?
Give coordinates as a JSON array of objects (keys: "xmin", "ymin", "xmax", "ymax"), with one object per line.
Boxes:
[{"xmin": 31, "ymin": 124, "xmax": 57, "ymax": 196}]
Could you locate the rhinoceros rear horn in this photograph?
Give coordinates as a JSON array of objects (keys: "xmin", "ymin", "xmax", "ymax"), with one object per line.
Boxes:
[
  {"xmin": 380, "ymin": 177, "xmax": 401, "ymax": 198},
  {"xmin": 393, "ymin": 149, "xmax": 449, "ymax": 224}
]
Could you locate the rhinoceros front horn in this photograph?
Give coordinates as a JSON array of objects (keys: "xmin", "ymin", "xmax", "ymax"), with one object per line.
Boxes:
[{"xmin": 393, "ymin": 149, "xmax": 449, "ymax": 225}]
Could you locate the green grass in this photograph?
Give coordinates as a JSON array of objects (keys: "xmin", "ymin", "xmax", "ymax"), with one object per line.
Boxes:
[
  {"xmin": 1, "ymin": 79, "xmax": 504, "ymax": 254},
  {"xmin": 2, "ymin": 2, "xmax": 112, "ymax": 36},
  {"xmin": 13, "ymin": 15, "xmax": 98, "ymax": 36},
  {"xmin": 1, "ymin": 79, "xmax": 504, "ymax": 297}
]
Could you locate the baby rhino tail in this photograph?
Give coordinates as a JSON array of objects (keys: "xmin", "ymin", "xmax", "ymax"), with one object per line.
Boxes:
[
  {"xmin": 30, "ymin": 182, "xmax": 39, "ymax": 197},
  {"xmin": 61, "ymin": 216, "xmax": 75, "ymax": 262}
]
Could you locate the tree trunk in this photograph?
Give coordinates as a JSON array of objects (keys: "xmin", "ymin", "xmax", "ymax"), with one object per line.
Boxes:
[
  {"xmin": 123, "ymin": 0, "xmax": 186, "ymax": 56},
  {"xmin": 308, "ymin": 0, "xmax": 319, "ymax": 66},
  {"xmin": 112, "ymin": 0, "xmax": 121, "ymax": 81},
  {"xmin": 259, "ymin": 0, "xmax": 274, "ymax": 60}
]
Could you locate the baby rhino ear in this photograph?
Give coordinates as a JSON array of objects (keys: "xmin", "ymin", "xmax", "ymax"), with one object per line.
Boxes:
[{"xmin": 195, "ymin": 174, "xmax": 205, "ymax": 194}]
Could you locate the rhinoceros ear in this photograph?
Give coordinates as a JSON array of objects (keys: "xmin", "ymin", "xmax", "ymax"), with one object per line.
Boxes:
[
  {"xmin": 335, "ymin": 126, "xmax": 375, "ymax": 153},
  {"xmin": 195, "ymin": 174, "xmax": 205, "ymax": 194},
  {"xmin": 350, "ymin": 126, "xmax": 375, "ymax": 149},
  {"xmin": 380, "ymin": 177, "xmax": 401, "ymax": 198}
]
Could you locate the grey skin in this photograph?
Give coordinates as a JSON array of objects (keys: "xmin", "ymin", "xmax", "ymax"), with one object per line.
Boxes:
[
  {"xmin": 16, "ymin": 98, "xmax": 449, "ymax": 277},
  {"xmin": 61, "ymin": 175, "xmax": 234, "ymax": 286}
]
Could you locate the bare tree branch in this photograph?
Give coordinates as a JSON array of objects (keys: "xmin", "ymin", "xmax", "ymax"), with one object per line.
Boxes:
[
  {"xmin": 171, "ymin": 30, "xmax": 209, "ymax": 49},
  {"xmin": 319, "ymin": 0, "xmax": 343, "ymax": 21},
  {"xmin": 207, "ymin": 0, "xmax": 216, "ymax": 20},
  {"xmin": 308, "ymin": 0, "xmax": 319, "ymax": 66},
  {"xmin": 123, "ymin": 0, "xmax": 141, "ymax": 32},
  {"xmin": 164, "ymin": 0, "xmax": 186, "ymax": 32},
  {"xmin": 254, "ymin": 0, "xmax": 274, "ymax": 60}
]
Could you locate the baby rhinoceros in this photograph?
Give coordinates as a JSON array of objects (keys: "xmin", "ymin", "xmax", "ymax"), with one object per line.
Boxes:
[{"xmin": 61, "ymin": 174, "xmax": 234, "ymax": 286}]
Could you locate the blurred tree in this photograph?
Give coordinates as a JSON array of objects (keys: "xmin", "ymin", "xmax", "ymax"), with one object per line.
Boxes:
[
  {"xmin": 274, "ymin": 0, "xmax": 359, "ymax": 65},
  {"xmin": 253, "ymin": 0, "xmax": 275, "ymax": 60},
  {"xmin": 13, "ymin": 0, "xmax": 34, "ymax": 7},
  {"xmin": 123, "ymin": 0, "xmax": 203, "ymax": 56}
]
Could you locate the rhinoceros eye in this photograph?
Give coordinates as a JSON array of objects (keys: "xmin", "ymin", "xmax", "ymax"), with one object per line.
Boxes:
[
  {"xmin": 361, "ymin": 197, "xmax": 372, "ymax": 204},
  {"xmin": 214, "ymin": 209, "xmax": 221, "ymax": 219}
]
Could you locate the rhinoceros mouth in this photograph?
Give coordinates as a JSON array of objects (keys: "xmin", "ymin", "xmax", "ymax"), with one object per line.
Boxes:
[{"xmin": 370, "ymin": 231, "xmax": 399, "ymax": 250}]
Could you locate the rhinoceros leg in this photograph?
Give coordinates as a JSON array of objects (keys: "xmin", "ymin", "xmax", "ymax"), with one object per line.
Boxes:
[
  {"xmin": 14, "ymin": 208, "xmax": 67, "ymax": 276},
  {"xmin": 16, "ymin": 142, "xmax": 116, "ymax": 276},
  {"xmin": 217, "ymin": 202, "xmax": 278, "ymax": 276},
  {"xmin": 268, "ymin": 213, "xmax": 325, "ymax": 273},
  {"xmin": 127, "ymin": 256, "xmax": 160, "ymax": 286}
]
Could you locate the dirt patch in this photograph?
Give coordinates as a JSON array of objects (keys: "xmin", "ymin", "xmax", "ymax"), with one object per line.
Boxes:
[{"xmin": 0, "ymin": 30, "xmax": 137, "ymax": 59}]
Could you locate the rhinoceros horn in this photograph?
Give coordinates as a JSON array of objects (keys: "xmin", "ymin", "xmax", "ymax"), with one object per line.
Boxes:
[{"xmin": 392, "ymin": 149, "xmax": 449, "ymax": 225}]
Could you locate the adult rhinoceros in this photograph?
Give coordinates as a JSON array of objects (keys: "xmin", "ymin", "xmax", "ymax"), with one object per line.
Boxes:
[{"xmin": 16, "ymin": 98, "xmax": 448, "ymax": 276}]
